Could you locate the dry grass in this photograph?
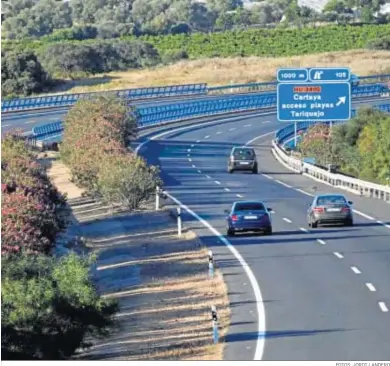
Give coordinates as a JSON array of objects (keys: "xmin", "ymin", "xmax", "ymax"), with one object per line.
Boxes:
[
  {"xmin": 52, "ymin": 50, "xmax": 390, "ymax": 94},
  {"xmin": 37, "ymin": 151, "xmax": 85, "ymax": 199},
  {"xmin": 73, "ymin": 213, "xmax": 230, "ymax": 361}
]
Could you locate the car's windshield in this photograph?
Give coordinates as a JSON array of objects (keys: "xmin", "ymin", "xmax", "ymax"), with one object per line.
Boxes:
[
  {"xmin": 316, "ymin": 195, "xmax": 347, "ymax": 205},
  {"xmin": 232, "ymin": 148, "xmax": 255, "ymax": 160},
  {"xmin": 235, "ymin": 202, "xmax": 265, "ymax": 211}
]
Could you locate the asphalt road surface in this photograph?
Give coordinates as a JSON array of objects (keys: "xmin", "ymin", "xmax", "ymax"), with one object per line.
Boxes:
[
  {"xmin": 3, "ymin": 95, "xmax": 390, "ymax": 361},
  {"xmin": 137, "ymin": 111, "xmax": 390, "ymax": 361}
]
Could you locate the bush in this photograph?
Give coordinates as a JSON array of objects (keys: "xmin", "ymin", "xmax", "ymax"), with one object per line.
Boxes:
[
  {"xmin": 1, "ymin": 134, "xmax": 66, "ymax": 255},
  {"xmin": 60, "ymin": 95, "xmax": 137, "ymax": 191},
  {"xmin": 97, "ymin": 154, "xmax": 161, "ymax": 210},
  {"xmin": 60, "ymin": 95, "xmax": 160, "ymax": 209},
  {"xmin": 1, "ymin": 50, "xmax": 52, "ymax": 97},
  {"xmin": 366, "ymin": 35, "xmax": 390, "ymax": 50},
  {"xmin": 1, "ymin": 252, "xmax": 118, "ymax": 360},
  {"xmin": 38, "ymin": 39, "xmax": 160, "ymax": 78},
  {"xmin": 299, "ymin": 108, "xmax": 390, "ymax": 184}
]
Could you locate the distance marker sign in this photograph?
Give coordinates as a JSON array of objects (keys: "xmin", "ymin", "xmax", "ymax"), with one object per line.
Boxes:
[{"xmin": 277, "ymin": 82, "xmax": 351, "ymax": 122}]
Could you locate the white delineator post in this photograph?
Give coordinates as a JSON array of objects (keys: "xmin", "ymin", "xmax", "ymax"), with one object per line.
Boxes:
[
  {"xmin": 177, "ymin": 207, "xmax": 182, "ymax": 237},
  {"xmin": 208, "ymin": 250, "xmax": 214, "ymax": 279},
  {"xmin": 211, "ymin": 305, "xmax": 219, "ymax": 344},
  {"xmin": 155, "ymin": 186, "xmax": 160, "ymax": 211}
]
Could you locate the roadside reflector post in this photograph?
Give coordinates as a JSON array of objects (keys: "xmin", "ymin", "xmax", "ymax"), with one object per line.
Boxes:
[
  {"xmin": 208, "ymin": 250, "xmax": 214, "ymax": 279},
  {"xmin": 177, "ymin": 207, "xmax": 182, "ymax": 237},
  {"xmin": 155, "ymin": 186, "xmax": 160, "ymax": 211},
  {"xmin": 211, "ymin": 305, "xmax": 219, "ymax": 344}
]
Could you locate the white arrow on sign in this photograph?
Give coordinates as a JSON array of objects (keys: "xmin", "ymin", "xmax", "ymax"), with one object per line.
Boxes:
[{"xmin": 336, "ymin": 96, "xmax": 346, "ymax": 106}]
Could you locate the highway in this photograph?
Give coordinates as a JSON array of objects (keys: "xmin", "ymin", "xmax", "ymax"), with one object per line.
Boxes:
[
  {"xmin": 136, "ymin": 110, "xmax": 390, "ymax": 360},
  {"xmin": 3, "ymin": 95, "xmax": 390, "ymax": 361}
]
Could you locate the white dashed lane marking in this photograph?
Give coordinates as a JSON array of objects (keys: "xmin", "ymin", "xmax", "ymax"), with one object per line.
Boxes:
[
  {"xmin": 351, "ymin": 266, "xmax": 361, "ymax": 274},
  {"xmin": 275, "ymin": 180, "xmax": 292, "ymax": 188},
  {"xmin": 229, "ymin": 128, "xmax": 236, "ymax": 131},
  {"xmin": 244, "ymin": 124, "xmax": 252, "ymax": 127},
  {"xmin": 262, "ymin": 121, "xmax": 271, "ymax": 124},
  {"xmin": 215, "ymin": 181, "xmax": 221, "ymax": 185},
  {"xmin": 236, "ymin": 194, "xmax": 244, "ymax": 198},
  {"xmin": 206, "ymin": 175, "xmax": 211, "ymax": 179},
  {"xmin": 224, "ymin": 188, "xmax": 231, "ymax": 192},
  {"xmin": 333, "ymin": 252, "xmax": 344, "ymax": 259},
  {"xmin": 188, "ymin": 158, "xmax": 192, "ymax": 162},
  {"xmin": 353, "ymin": 209, "xmax": 374, "ymax": 221},
  {"xmin": 300, "ymin": 227, "xmax": 309, "ymax": 233},
  {"xmin": 283, "ymin": 218, "xmax": 292, "ymax": 223},
  {"xmin": 204, "ymin": 135, "xmax": 210, "ymax": 139},
  {"xmin": 192, "ymin": 164, "xmax": 196, "ymax": 168},
  {"xmin": 262, "ymin": 174, "xmax": 274, "ymax": 180},
  {"xmin": 317, "ymin": 239, "xmax": 326, "ymax": 245},
  {"xmin": 379, "ymin": 302, "xmax": 389, "ymax": 312},
  {"xmin": 366, "ymin": 283, "xmax": 376, "ymax": 292},
  {"xmin": 296, "ymin": 188, "xmax": 314, "ymax": 197},
  {"xmin": 197, "ymin": 170, "xmax": 202, "ymax": 174}
]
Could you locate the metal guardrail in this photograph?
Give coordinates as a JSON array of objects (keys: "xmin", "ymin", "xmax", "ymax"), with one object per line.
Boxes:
[
  {"xmin": 1, "ymin": 83, "xmax": 208, "ymax": 113},
  {"xmin": 3, "ymin": 74, "xmax": 390, "ymax": 113},
  {"xmin": 272, "ymin": 104, "xmax": 390, "ymax": 202},
  {"xmin": 30, "ymin": 83, "xmax": 390, "ymax": 140}
]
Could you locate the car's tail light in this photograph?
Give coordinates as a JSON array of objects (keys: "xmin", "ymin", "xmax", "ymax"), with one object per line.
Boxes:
[
  {"xmin": 231, "ymin": 214, "xmax": 238, "ymax": 222},
  {"xmin": 313, "ymin": 207, "xmax": 324, "ymax": 213},
  {"xmin": 341, "ymin": 207, "xmax": 350, "ymax": 213}
]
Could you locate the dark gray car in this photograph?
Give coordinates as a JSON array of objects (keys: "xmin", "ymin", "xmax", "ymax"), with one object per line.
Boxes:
[
  {"xmin": 227, "ymin": 147, "xmax": 258, "ymax": 174},
  {"xmin": 307, "ymin": 194, "xmax": 354, "ymax": 228}
]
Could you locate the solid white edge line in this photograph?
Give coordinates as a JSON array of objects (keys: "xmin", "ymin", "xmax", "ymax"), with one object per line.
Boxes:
[
  {"xmin": 379, "ymin": 302, "xmax": 389, "ymax": 312},
  {"xmin": 163, "ymin": 192, "xmax": 266, "ymax": 359},
  {"xmin": 333, "ymin": 252, "xmax": 344, "ymax": 259},
  {"xmin": 317, "ymin": 239, "xmax": 326, "ymax": 245},
  {"xmin": 351, "ymin": 266, "xmax": 361, "ymax": 274},
  {"xmin": 366, "ymin": 283, "xmax": 376, "ymax": 292},
  {"xmin": 132, "ymin": 113, "xmax": 286, "ymax": 361},
  {"xmin": 283, "ymin": 218, "xmax": 292, "ymax": 223}
]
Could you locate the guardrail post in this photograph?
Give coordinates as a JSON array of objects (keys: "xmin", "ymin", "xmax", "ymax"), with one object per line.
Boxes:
[
  {"xmin": 177, "ymin": 207, "xmax": 182, "ymax": 237},
  {"xmin": 294, "ymin": 121, "xmax": 297, "ymax": 148},
  {"xmin": 208, "ymin": 250, "xmax": 214, "ymax": 279},
  {"xmin": 155, "ymin": 186, "xmax": 160, "ymax": 211},
  {"xmin": 211, "ymin": 305, "xmax": 219, "ymax": 344}
]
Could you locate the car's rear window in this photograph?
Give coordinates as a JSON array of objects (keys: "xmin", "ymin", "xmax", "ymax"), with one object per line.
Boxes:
[
  {"xmin": 317, "ymin": 195, "xmax": 347, "ymax": 205},
  {"xmin": 232, "ymin": 148, "xmax": 255, "ymax": 160},
  {"xmin": 235, "ymin": 202, "xmax": 265, "ymax": 211}
]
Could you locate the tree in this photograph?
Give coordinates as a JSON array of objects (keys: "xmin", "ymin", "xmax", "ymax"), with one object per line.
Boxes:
[
  {"xmin": 1, "ymin": 252, "xmax": 118, "ymax": 360},
  {"xmin": 97, "ymin": 154, "xmax": 161, "ymax": 210},
  {"xmin": 1, "ymin": 50, "xmax": 51, "ymax": 97}
]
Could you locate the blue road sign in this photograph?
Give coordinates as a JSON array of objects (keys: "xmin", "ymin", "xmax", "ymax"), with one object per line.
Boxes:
[
  {"xmin": 277, "ymin": 82, "xmax": 351, "ymax": 122},
  {"xmin": 309, "ymin": 67, "xmax": 350, "ymax": 82},
  {"xmin": 277, "ymin": 68, "xmax": 308, "ymax": 82}
]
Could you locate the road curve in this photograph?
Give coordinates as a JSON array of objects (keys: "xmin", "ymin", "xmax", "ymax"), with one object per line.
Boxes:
[{"xmin": 138, "ymin": 111, "xmax": 390, "ymax": 360}]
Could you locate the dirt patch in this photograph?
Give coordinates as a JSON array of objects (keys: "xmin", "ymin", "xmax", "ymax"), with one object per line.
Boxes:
[
  {"xmin": 37, "ymin": 153, "xmax": 230, "ymax": 360},
  {"xmin": 48, "ymin": 50, "xmax": 390, "ymax": 94},
  {"xmin": 75, "ymin": 210, "xmax": 230, "ymax": 361},
  {"xmin": 37, "ymin": 151, "xmax": 85, "ymax": 200}
]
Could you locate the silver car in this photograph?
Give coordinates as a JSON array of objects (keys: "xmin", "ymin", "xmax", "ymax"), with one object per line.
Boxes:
[
  {"xmin": 227, "ymin": 147, "xmax": 258, "ymax": 174},
  {"xmin": 307, "ymin": 194, "xmax": 354, "ymax": 228}
]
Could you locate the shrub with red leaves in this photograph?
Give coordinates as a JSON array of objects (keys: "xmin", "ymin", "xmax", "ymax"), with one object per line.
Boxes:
[{"xmin": 1, "ymin": 133, "xmax": 66, "ymax": 255}]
